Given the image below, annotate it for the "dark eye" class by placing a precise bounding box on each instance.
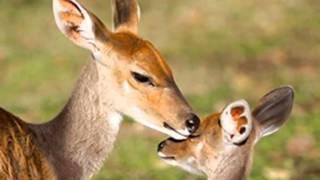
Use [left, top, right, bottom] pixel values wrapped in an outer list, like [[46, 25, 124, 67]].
[[131, 72, 155, 86]]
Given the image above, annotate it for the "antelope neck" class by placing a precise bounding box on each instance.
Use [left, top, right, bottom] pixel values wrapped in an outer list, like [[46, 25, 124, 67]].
[[205, 147, 250, 180], [204, 133, 256, 180], [29, 60, 123, 179]]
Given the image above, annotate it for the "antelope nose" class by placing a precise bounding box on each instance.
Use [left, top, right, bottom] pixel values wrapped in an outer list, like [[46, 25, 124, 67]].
[[158, 141, 167, 152], [185, 114, 200, 134]]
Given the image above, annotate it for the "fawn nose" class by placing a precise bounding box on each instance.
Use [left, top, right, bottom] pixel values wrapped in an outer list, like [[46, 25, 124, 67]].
[[185, 114, 200, 134], [158, 140, 167, 152]]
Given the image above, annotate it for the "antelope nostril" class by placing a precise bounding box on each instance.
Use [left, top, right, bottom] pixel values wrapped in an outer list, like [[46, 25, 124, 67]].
[[240, 127, 246, 134], [158, 141, 166, 152], [185, 114, 200, 134]]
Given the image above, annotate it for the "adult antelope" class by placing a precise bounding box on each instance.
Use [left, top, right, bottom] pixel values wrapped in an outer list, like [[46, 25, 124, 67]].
[[158, 86, 294, 180], [0, 0, 200, 179]]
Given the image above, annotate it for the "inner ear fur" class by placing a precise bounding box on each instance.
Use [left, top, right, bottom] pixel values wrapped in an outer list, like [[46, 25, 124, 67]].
[[220, 100, 253, 144], [53, 0, 111, 52]]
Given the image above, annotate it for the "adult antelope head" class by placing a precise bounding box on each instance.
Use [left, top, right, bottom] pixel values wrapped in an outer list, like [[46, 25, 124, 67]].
[[158, 86, 294, 180], [53, 0, 200, 139], [0, 1, 201, 179]]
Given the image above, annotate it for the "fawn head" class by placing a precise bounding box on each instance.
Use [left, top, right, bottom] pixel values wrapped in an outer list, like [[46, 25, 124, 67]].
[[158, 86, 294, 176], [52, 0, 199, 139]]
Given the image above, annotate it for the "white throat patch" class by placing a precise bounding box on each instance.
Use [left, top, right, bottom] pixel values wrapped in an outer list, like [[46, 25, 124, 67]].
[[107, 111, 123, 132]]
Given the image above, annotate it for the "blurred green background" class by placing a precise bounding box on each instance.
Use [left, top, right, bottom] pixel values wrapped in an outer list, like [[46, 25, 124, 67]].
[[0, 0, 319, 179]]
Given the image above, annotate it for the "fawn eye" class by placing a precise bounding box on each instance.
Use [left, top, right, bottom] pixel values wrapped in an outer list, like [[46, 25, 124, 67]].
[[131, 72, 155, 86]]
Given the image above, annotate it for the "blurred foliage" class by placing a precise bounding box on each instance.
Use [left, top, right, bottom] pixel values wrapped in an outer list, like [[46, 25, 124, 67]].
[[0, 0, 319, 179]]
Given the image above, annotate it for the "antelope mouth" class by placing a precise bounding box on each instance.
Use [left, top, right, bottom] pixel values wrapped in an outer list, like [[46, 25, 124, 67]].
[[158, 152, 176, 160], [160, 156, 176, 160], [163, 122, 188, 140]]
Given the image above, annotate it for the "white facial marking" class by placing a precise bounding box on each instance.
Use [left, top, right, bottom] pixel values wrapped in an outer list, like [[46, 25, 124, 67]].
[[162, 158, 178, 166], [128, 107, 187, 140], [187, 157, 195, 163], [177, 128, 191, 136], [122, 81, 131, 93], [157, 152, 167, 158], [159, 152, 204, 176]]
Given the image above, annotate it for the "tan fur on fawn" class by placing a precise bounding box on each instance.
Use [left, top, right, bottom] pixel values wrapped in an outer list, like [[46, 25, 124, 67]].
[[158, 86, 294, 180], [0, 108, 55, 180], [0, 0, 200, 179]]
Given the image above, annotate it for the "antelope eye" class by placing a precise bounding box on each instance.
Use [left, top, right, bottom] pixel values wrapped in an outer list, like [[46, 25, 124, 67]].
[[131, 72, 155, 86]]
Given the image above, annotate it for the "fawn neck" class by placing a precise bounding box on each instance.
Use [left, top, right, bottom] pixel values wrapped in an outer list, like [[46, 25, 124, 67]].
[[29, 60, 122, 179], [205, 145, 253, 180], [204, 132, 256, 180]]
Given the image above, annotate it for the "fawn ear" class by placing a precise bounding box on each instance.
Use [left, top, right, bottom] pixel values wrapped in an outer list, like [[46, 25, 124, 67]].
[[253, 86, 294, 138], [220, 100, 253, 144], [53, 0, 111, 56], [112, 0, 140, 34]]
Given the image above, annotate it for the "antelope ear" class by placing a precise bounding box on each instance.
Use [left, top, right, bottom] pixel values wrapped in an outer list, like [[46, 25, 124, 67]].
[[253, 86, 294, 138], [112, 0, 140, 34], [53, 0, 111, 55], [220, 100, 253, 144]]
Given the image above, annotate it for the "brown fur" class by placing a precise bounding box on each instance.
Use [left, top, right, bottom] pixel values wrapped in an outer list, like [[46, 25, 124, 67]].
[[0, 0, 198, 179], [55, 0, 194, 133], [0, 108, 55, 180], [159, 111, 258, 180], [159, 87, 294, 180]]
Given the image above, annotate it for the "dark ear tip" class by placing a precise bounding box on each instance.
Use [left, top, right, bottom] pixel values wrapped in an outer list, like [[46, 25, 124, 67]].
[[253, 85, 295, 117], [279, 85, 295, 100], [263, 85, 295, 102]]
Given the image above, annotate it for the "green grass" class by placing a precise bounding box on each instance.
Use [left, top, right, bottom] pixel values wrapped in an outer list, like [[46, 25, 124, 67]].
[[0, 0, 319, 179]]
